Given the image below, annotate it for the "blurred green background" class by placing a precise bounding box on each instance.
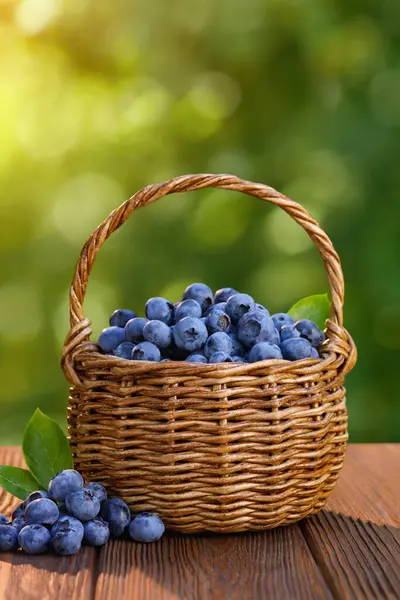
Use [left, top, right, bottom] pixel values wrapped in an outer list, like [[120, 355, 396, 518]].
[[1, 0, 399, 443]]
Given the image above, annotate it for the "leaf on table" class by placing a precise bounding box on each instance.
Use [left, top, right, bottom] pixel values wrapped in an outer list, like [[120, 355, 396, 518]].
[[22, 408, 73, 489], [288, 293, 330, 330], [0, 466, 40, 500]]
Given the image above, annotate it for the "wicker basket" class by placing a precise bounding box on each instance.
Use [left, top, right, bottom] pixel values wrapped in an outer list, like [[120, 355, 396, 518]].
[[61, 174, 357, 533]]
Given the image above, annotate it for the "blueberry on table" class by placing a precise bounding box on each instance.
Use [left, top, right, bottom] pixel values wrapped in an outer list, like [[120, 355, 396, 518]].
[[237, 311, 279, 347], [143, 320, 172, 349], [174, 299, 202, 321], [85, 482, 107, 503], [204, 332, 233, 359], [132, 341, 161, 362], [100, 498, 131, 538], [173, 317, 208, 352], [83, 518, 110, 546], [185, 354, 208, 363], [65, 489, 101, 522], [183, 283, 213, 314], [294, 320, 326, 347], [48, 469, 84, 502], [0, 515, 8, 524], [128, 512, 165, 543], [281, 337, 316, 360], [271, 313, 295, 331], [145, 297, 174, 325], [114, 342, 135, 359], [0, 524, 19, 551], [18, 524, 51, 554], [110, 309, 137, 328], [209, 351, 233, 363], [248, 342, 283, 362], [205, 310, 231, 334], [280, 324, 301, 342], [98, 327, 125, 353], [12, 517, 26, 531], [25, 498, 59, 526], [125, 317, 149, 343], [214, 287, 238, 304], [51, 515, 84, 538], [23, 490, 49, 508], [225, 293, 255, 324], [51, 525, 83, 555]]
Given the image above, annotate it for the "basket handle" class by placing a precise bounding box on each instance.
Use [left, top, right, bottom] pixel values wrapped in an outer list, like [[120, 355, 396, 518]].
[[63, 174, 346, 362]]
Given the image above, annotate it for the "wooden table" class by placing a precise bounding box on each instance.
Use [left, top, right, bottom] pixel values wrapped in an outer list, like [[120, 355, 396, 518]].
[[0, 445, 398, 600]]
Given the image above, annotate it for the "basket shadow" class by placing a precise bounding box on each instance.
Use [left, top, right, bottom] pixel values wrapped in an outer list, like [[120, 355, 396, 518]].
[[93, 511, 400, 600]]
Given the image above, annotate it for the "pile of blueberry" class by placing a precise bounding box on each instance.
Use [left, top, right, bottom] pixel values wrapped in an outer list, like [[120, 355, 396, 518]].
[[0, 470, 165, 555], [98, 283, 326, 364]]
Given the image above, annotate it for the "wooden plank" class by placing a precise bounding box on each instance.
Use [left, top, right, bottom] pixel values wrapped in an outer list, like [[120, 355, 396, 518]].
[[301, 444, 400, 600], [0, 447, 96, 600], [94, 527, 333, 600]]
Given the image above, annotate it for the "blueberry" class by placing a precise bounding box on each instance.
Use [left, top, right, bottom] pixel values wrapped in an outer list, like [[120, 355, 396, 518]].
[[0, 514, 8, 524], [128, 512, 165, 543], [25, 498, 59, 526], [83, 518, 110, 546], [0, 524, 19, 551], [110, 309, 137, 328], [132, 341, 161, 362], [280, 325, 301, 342], [98, 327, 125, 353], [205, 310, 231, 334], [114, 342, 135, 359], [24, 490, 49, 508], [248, 342, 283, 362], [101, 498, 131, 538], [51, 526, 82, 555], [19, 524, 51, 554], [310, 347, 320, 358], [51, 515, 84, 538], [200, 317, 207, 325], [185, 354, 208, 363], [225, 293, 255, 324], [48, 470, 84, 502], [214, 287, 238, 304], [143, 320, 172, 349], [237, 311, 280, 348], [232, 356, 246, 363], [145, 297, 174, 325], [204, 332, 233, 359], [65, 489, 100, 521], [209, 352, 233, 363], [12, 517, 26, 531], [183, 283, 213, 314], [85, 482, 107, 503], [174, 299, 202, 321], [173, 317, 208, 352], [272, 313, 295, 331], [255, 303, 270, 316], [227, 332, 245, 357], [205, 302, 226, 317], [281, 337, 316, 360], [12, 502, 25, 520], [294, 320, 326, 347], [125, 317, 149, 343]]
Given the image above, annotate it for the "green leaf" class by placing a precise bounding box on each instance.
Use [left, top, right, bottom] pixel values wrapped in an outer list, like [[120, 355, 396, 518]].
[[22, 408, 73, 489], [0, 466, 40, 500], [288, 293, 330, 330]]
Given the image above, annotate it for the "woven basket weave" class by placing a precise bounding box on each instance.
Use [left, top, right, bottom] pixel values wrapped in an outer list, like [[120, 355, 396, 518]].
[[61, 174, 357, 533]]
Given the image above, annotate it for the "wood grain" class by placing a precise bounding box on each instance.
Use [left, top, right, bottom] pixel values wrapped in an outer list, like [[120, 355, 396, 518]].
[[0, 445, 398, 600]]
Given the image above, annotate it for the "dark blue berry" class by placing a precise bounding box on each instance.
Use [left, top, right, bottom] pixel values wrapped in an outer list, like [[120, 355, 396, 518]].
[[280, 324, 301, 342], [101, 498, 131, 538], [232, 356, 246, 363], [25, 498, 59, 526], [128, 513, 165, 543], [204, 332, 233, 359], [51, 515, 84, 538], [173, 317, 208, 352], [248, 342, 283, 362], [225, 293, 255, 324], [65, 489, 100, 521], [237, 311, 279, 348], [281, 337, 316, 360], [83, 518, 110, 546], [214, 288, 238, 304], [12, 517, 26, 531], [227, 332, 245, 357], [132, 341, 161, 361], [145, 297, 174, 325], [209, 352, 233, 363], [174, 299, 202, 321], [48, 470, 84, 502], [125, 317, 149, 343], [114, 342, 135, 359], [205, 310, 231, 334], [205, 302, 226, 316], [12, 503, 25, 520], [51, 524, 83, 555], [0, 524, 18, 551], [183, 283, 213, 314], [294, 320, 326, 347], [272, 313, 295, 331], [85, 482, 107, 503], [143, 320, 172, 349], [24, 490, 49, 508], [98, 327, 125, 353], [255, 303, 270, 316], [110, 309, 137, 328], [0, 515, 8, 524], [19, 524, 51, 554], [185, 354, 208, 363]]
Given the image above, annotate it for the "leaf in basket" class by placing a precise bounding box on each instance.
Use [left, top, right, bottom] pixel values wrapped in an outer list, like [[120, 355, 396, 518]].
[[0, 466, 40, 500], [288, 293, 330, 330], [22, 408, 73, 489]]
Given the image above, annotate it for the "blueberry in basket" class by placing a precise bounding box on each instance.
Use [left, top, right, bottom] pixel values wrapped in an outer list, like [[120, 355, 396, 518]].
[[96, 284, 326, 363]]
